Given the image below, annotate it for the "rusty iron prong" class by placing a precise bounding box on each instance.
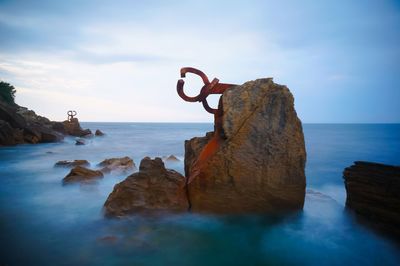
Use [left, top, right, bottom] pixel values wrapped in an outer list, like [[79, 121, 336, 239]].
[[177, 79, 203, 102], [202, 98, 218, 114], [180, 67, 210, 84]]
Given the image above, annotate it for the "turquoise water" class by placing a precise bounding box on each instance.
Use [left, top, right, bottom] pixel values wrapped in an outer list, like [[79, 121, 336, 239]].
[[0, 123, 399, 265]]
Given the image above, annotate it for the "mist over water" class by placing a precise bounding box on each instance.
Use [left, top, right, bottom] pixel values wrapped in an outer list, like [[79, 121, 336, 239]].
[[1, 123, 399, 265]]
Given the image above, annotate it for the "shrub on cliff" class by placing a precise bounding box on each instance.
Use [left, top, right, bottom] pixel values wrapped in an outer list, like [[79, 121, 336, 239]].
[[0, 81, 16, 104]]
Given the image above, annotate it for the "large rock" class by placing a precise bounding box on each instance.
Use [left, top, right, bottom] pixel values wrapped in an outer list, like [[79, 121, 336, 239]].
[[62, 118, 92, 137], [0, 100, 64, 145], [98, 156, 135, 174], [63, 166, 104, 184], [104, 157, 188, 217], [185, 78, 306, 213], [343, 161, 400, 237]]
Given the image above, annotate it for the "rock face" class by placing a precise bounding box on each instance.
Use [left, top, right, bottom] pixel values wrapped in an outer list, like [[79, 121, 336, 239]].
[[104, 157, 188, 217], [0, 100, 64, 145], [55, 160, 90, 168], [185, 78, 306, 213], [63, 118, 92, 137], [0, 98, 93, 146], [63, 166, 104, 184], [343, 161, 400, 237], [98, 156, 135, 174]]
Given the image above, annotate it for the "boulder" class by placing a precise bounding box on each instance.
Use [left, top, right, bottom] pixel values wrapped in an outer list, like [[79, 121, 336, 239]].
[[55, 160, 90, 168], [343, 161, 400, 237], [75, 139, 86, 145], [63, 118, 92, 137], [185, 78, 306, 213], [103, 157, 188, 217], [163, 155, 180, 162], [95, 129, 105, 136], [62, 166, 104, 184], [98, 156, 135, 174]]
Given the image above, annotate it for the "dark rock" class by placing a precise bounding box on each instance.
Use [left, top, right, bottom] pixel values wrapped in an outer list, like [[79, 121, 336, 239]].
[[95, 129, 105, 136], [75, 139, 86, 145], [63, 166, 104, 184], [163, 155, 180, 162], [98, 156, 135, 174], [0, 99, 64, 145], [103, 157, 188, 217], [55, 160, 90, 167], [343, 161, 400, 237], [0, 120, 17, 145], [185, 78, 306, 214]]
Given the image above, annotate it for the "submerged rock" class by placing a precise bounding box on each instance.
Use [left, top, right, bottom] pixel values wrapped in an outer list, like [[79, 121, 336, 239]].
[[103, 157, 188, 217], [63, 166, 104, 184], [185, 78, 306, 213], [343, 161, 400, 237], [55, 160, 90, 168], [75, 139, 86, 145], [95, 129, 105, 136], [98, 156, 135, 174]]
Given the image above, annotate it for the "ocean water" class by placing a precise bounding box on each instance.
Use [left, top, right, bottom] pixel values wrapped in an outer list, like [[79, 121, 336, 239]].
[[0, 123, 399, 265]]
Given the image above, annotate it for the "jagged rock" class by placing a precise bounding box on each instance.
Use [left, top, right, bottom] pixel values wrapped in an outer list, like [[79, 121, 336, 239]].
[[62, 166, 104, 184], [103, 157, 188, 217], [98, 156, 135, 174], [343, 161, 400, 237], [0, 99, 64, 145], [162, 155, 180, 162], [55, 160, 90, 168], [185, 78, 306, 213], [63, 118, 92, 137], [75, 139, 86, 145], [95, 129, 105, 136]]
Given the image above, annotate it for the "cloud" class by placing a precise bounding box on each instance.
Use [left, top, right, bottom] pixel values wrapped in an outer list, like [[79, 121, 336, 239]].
[[0, 0, 399, 122]]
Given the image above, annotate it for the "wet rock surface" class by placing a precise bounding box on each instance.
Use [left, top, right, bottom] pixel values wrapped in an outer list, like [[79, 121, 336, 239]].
[[104, 157, 188, 217], [185, 78, 306, 213], [95, 129, 105, 136], [98, 156, 135, 174], [343, 161, 400, 237], [55, 160, 90, 168], [63, 166, 104, 184]]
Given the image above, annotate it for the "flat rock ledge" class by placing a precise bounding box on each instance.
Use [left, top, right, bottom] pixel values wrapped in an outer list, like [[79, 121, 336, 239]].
[[103, 157, 188, 217], [63, 166, 104, 184], [55, 160, 90, 168], [343, 161, 400, 237]]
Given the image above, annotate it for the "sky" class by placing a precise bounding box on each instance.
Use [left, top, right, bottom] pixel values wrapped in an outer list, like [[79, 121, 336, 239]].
[[0, 0, 399, 123]]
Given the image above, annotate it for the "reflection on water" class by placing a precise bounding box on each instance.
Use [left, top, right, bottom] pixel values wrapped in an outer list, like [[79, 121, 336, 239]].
[[0, 123, 399, 265]]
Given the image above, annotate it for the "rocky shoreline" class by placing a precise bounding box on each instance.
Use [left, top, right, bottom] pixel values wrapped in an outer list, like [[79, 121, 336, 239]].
[[0, 98, 98, 146]]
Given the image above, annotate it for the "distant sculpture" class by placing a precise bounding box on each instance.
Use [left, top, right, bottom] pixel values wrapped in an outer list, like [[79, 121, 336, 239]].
[[67, 110, 77, 122]]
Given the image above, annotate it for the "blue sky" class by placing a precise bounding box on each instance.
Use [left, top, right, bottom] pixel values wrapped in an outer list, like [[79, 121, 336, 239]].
[[0, 0, 399, 122]]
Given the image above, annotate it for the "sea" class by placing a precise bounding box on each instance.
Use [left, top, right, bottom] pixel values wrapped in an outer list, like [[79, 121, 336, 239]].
[[0, 123, 399, 265]]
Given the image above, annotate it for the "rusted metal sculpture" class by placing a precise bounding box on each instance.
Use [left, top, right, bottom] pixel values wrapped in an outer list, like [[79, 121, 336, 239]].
[[177, 67, 236, 184], [67, 110, 77, 122]]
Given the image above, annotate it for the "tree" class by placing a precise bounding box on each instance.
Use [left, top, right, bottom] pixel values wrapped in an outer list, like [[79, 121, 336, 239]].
[[0, 81, 16, 104]]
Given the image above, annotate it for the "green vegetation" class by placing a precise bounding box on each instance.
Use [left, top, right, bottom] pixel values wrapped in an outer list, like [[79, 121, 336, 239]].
[[0, 81, 16, 104]]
